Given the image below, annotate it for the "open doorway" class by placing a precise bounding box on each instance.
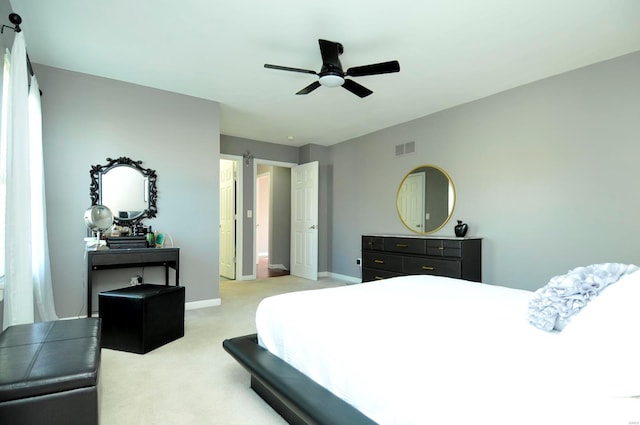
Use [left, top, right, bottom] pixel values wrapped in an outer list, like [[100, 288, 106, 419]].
[[219, 157, 316, 281], [255, 164, 291, 279]]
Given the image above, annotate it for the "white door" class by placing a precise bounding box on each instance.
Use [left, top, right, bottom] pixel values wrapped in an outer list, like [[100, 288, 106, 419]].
[[219, 159, 236, 279], [290, 161, 318, 280], [397, 172, 425, 231]]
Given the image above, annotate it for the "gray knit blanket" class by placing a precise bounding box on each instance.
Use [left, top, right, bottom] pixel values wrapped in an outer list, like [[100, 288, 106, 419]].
[[528, 263, 639, 332]]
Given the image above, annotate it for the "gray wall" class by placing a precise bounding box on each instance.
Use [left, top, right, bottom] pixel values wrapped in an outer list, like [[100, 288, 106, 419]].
[[330, 51, 640, 290], [0, 2, 13, 50], [36, 65, 220, 317]]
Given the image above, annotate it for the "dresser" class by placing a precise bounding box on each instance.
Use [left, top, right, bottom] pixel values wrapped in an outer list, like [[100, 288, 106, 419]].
[[362, 234, 482, 282]]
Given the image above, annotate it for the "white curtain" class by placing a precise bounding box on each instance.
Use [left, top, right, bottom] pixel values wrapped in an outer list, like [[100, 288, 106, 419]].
[[3, 32, 57, 330], [29, 76, 57, 322]]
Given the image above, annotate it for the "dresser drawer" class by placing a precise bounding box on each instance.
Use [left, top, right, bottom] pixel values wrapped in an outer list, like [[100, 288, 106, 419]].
[[383, 237, 426, 255], [403, 256, 462, 278], [362, 236, 384, 251], [426, 239, 462, 258], [363, 252, 403, 272], [362, 267, 405, 282]]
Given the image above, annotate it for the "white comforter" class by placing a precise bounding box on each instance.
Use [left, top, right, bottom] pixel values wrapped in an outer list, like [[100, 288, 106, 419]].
[[256, 275, 638, 425]]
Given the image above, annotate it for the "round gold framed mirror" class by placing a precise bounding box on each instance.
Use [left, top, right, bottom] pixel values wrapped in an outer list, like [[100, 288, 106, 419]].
[[396, 164, 456, 234]]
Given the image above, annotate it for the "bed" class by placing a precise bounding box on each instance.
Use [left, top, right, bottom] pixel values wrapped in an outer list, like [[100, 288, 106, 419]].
[[224, 271, 640, 425]]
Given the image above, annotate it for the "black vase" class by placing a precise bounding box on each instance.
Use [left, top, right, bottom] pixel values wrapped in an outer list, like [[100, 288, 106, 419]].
[[454, 220, 468, 237]]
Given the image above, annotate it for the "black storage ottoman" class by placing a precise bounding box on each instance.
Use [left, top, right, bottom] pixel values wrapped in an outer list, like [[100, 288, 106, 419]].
[[0, 318, 101, 425], [99, 284, 185, 354]]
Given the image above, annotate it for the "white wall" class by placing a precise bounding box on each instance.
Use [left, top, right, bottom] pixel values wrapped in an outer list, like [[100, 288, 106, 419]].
[[330, 51, 640, 290], [36, 65, 220, 317]]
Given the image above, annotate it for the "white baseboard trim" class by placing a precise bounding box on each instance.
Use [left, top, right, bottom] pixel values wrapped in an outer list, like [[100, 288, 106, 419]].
[[321, 272, 361, 284], [232, 272, 360, 284], [60, 298, 222, 320], [268, 263, 288, 271], [186, 298, 221, 310]]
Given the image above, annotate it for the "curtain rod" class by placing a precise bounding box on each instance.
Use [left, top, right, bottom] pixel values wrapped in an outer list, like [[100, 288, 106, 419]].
[[2, 13, 34, 76], [1, 13, 22, 33], [2, 12, 41, 94]]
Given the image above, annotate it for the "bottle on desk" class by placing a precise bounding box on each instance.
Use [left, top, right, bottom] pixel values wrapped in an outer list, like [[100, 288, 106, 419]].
[[146, 226, 155, 248]]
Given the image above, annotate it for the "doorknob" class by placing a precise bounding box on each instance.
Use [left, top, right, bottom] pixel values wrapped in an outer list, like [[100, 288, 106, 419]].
[[309, 224, 318, 230]]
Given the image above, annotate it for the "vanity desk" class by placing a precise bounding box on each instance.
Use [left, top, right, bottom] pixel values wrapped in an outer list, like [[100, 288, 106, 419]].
[[362, 234, 481, 282], [86, 247, 180, 317]]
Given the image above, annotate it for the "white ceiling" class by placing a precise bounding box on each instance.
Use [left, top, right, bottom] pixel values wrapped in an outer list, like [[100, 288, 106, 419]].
[[9, 0, 640, 147]]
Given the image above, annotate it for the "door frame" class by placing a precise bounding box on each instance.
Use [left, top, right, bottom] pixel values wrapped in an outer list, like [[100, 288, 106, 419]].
[[252, 159, 297, 279], [220, 154, 243, 281]]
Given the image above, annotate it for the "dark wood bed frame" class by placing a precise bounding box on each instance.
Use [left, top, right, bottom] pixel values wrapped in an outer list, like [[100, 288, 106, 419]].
[[223, 334, 378, 425]]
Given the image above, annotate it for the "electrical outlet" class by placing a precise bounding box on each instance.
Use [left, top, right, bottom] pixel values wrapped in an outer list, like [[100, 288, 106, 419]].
[[356, 258, 361, 266]]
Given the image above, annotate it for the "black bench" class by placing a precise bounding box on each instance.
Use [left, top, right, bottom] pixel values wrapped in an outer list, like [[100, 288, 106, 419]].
[[0, 318, 101, 425], [223, 334, 377, 425]]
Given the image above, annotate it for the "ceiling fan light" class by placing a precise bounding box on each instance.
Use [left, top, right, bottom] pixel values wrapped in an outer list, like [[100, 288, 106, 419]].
[[319, 74, 345, 87]]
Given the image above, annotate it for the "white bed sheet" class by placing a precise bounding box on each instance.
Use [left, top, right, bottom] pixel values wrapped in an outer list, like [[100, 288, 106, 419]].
[[256, 275, 638, 425]]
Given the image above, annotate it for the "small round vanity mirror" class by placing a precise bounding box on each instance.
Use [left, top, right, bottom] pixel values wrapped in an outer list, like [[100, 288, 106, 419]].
[[396, 165, 456, 234], [84, 205, 114, 232]]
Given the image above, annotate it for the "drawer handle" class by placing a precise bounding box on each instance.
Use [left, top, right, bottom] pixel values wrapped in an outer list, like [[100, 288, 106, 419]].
[[421, 266, 435, 271], [374, 276, 385, 280], [396, 243, 409, 248], [374, 259, 385, 264], [438, 247, 444, 250]]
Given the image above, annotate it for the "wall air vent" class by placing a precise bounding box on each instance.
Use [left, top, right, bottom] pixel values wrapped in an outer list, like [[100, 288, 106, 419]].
[[404, 141, 415, 154], [395, 141, 416, 157]]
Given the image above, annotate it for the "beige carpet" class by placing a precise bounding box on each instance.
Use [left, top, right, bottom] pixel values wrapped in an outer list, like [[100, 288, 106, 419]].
[[100, 275, 348, 425]]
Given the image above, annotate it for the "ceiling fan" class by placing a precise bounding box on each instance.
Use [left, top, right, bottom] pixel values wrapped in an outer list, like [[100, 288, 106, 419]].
[[264, 39, 400, 98]]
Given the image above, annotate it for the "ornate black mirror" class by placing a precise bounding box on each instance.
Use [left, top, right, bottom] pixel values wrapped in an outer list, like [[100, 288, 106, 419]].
[[89, 157, 157, 226], [396, 164, 455, 234]]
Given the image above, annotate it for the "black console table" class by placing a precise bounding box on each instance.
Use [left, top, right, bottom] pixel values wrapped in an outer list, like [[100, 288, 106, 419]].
[[86, 247, 180, 317]]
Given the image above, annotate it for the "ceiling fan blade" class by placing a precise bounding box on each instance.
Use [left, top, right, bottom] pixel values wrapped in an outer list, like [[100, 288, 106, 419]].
[[318, 39, 343, 70], [264, 64, 317, 75], [296, 81, 321, 95], [342, 79, 373, 98], [346, 60, 400, 77]]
